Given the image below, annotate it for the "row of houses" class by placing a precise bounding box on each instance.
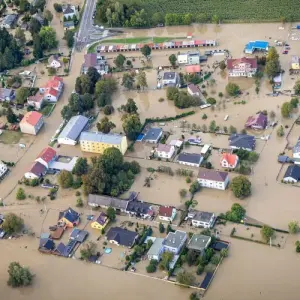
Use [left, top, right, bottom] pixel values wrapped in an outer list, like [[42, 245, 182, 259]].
[[96, 39, 217, 54]]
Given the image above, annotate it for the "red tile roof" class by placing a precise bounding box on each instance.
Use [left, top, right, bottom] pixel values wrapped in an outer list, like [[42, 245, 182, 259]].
[[20, 111, 43, 126], [221, 153, 238, 166], [185, 65, 201, 73], [37, 147, 56, 163], [47, 87, 58, 97], [28, 161, 46, 176], [159, 206, 174, 217], [227, 57, 257, 70], [45, 77, 63, 89]]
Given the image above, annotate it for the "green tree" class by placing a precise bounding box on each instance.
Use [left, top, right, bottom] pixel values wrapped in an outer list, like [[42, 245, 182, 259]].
[[16, 187, 26, 200], [72, 157, 88, 176], [294, 80, 300, 95], [33, 34, 43, 59], [53, 3, 62, 12], [189, 181, 200, 194], [186, 250, 198, 266], [16, 87, 29, 105], [265, 47, 281, 78], [29, 18, 41, 36], [136, 71, 147, 89], [179, 188, 187, 197], [290, 97, 299, 108], [207, 97, 217, 105], [220, 248, 229, 258], [141, 44, 151, 58], [121, 98, 138, 114], [122, 113, 142, 140], [176, 269, 195, 285], [219, 61, 226, 70], [281, 102, 292, 118], [211, 14, 219, 24], [58, 170, 73, 188], [75, 74, 93, 95], [169, 54, 177, 67], [64, 30, 75, 48], [166, 86, 179, 100], [288, 221, 299, 234], [159, 251, 173, 270], [76, 197, 83, 207], [122, 73, 135, 90], [209, 120, 217, 132], [248, 152, 259, 163], [6, 107, 17, 123], [230, 176, 251, 199], [190, 292, 200, 300], [229, 125, 237, 134], [43, 9, 53, 22], [261, 225, 275, 242], [277, 125, 284, 137], [151, 12, 164, 25], [7, 262, 33, 287], [97, 117, 116, 134], [2, 213, 24, 234], [159, 222, 165, 233], [87, 67, 100, 85], [107, 207, 116, 221], [226, 83, 240, 96], [114, 54, 126, 68], [39, 26, 58, 50], [80, 242, 96, 261], [95, 77, 118, 96], [14, 28, 26, 47], [103, 105, 114, 115]]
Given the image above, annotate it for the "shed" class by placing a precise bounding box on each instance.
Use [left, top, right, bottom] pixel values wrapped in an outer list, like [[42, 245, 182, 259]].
[[201, 144, 211, 155]]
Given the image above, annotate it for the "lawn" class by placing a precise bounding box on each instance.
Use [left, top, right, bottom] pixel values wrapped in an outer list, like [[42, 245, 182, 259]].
[[41, 104, 56, 117], [0, 130, 22, 144]]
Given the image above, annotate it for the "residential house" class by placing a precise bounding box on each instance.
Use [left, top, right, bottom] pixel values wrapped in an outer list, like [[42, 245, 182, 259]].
[[143, 128, 163, 144], [162, 72, 179, 86], [147, 237, 164, 261], [48, 55, 62, 69], [187, 234, 211, 255], [156, 144, 175, 159], [188, 210, 215, 228], [35, 147, 57, 168], [126, 200, 154, 219], [106, 227, 138, 248], [27, 93, 44, 110], [197, 169, 229, 190], [63, 21, 75, 30], [0, 14, 18, 29], [229, 134, 256, 151], [39, 76, 64, 102], [220, 153, 239, 169], [291, 56, 300, 70], [158, 206, 177, 222], [177, 152, 203, 167], [187, 84, 202, 97], [227, 57, 257, 77], [63, 5, 79, 20], [185, 65, 201, 74], [88, 194, 129, 212], [0, 161, 8, 179], [162, 230, 187, 254], [70, 228, 89, 243], [0, 88, 15, 102], [79, 131, 128, 155], [20, 111, 44, 135], [169, 139, 183, 148], [57, 115, 89, 145], [177, 51, 200, 65], [82, 53, 108, 75], [283, 165, 300, 183], [24, 161, 47, 179], [245, 112, 267, 130], [91, 212, 109, 231], [293, 138, 300, 164], [48, 156, 79, 172], [38, 238, 55, 253], [58, 207, 80, 227]]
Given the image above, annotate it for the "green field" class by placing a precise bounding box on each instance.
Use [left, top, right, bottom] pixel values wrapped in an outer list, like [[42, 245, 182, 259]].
[[118, 0, 300, 23]]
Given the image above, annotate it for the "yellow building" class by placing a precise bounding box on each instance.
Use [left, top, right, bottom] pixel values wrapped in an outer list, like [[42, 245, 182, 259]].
[[79, 131, 128, 155], [91, 212, 109, 230], [291, 56, 300, 70]]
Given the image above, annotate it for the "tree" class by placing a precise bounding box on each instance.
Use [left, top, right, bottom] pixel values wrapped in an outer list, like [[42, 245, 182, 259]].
[[16, 87, 29, 105], [6, 107, 17, 123], [179, 188, 187, 197], [53, 3, 62, 12], [209, 120, 217, 132], [82, 93, 94, 110], [281, 102, 292, 118], [141, 44, 151, 58], [294, 80, 300, 95], [95, 77, 118, 96], [151, 12, 164, 25], [219, 61, 226, 71], [265, 47, 281, 78], [72, 157, 88, 176], [39, 26, 58, 50], [19, 0, 30, 12], [29, 18, 41, 36], [220, 248, 229, 258], [136, 71, 147, 89], [87, 67, 100, 86], [64, 30, 75, 48], [103, 105, 114, 115], [277, 125, 284, 137], [226, 83, 240, 96], [121, 98, 138, 114], [14, 28, 26, 47], [290, 97, 299, 108], [159, 251, 173, 270], [288, 221, 299, 234], [176, 269, 195, 285], [159, 222, 165, 233], [58, 170, 73, 188], [97, 117, 116, 134], [80, 242, 96, 261], [190, 292, 200, 300], [107, 207, 116, 221], [229, 125, 237, 134], [43, 9, 53, 22], [230, 176, 251, 199], [7, 262, 33, 287], [122, 113, 142, 140], [122, 73, 135, 90], [261, 225, 275, 242], [211, 14, 219, 24], [33, 34, 43, 59], [61, 105, 73, 120], [2, 213, 24, 234], [114, 54, 126, 68], [207, 97, 216, 105], [16, 187, 26, 200], [189, 181, 200, 194], [186, 250, 198, 266], [248, 152, 259, 163], [169, 54, 177, 68]]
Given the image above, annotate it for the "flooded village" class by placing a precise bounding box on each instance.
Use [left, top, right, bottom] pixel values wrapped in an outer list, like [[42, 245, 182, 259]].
[[1, 1, 300, 298]]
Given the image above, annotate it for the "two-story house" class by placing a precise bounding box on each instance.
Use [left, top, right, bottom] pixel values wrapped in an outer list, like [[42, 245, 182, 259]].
[[20, 111, 44, 135], [162, 230, 187, 254], [197, 169, 229, 190], [227, 57, 257, 77], [156, 144, 175, 159], [220, 153, 239, 169]]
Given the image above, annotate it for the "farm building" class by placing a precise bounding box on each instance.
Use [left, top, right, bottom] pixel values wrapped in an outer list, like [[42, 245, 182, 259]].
[[244, 40, 269, 54]]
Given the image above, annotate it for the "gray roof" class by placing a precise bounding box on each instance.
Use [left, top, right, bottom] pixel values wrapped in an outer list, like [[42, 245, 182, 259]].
[[63, 21, 75, 27], [58, 115, 89, 142], [0, 88, 14, 100], [63, 5, 75, 14], [229, 134, 256, 150], [88, 194, 129, 210], [198, 169, 228, 182], [293, 138, 300, 154], [177, 152, 202, 164], [106, 227, 138, 247], [192, 211, 214, 223], [3, 14, 17, 25], [80, 131, 124, 145], [70, 229, 89, 243], [163, 230, 187, 249], [147, 238, 164, 257], [163, 72, 177, 80], [143, 128, 162, 142], [187, 234, 211, 252]]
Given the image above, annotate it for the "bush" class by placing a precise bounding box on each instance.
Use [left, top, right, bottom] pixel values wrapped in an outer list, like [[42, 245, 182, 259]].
[[16, 188, 26, 200], [207, 97, 216, 105], [186, 177, 191, 183], [76, 197, 83, 207], [159, 222, 165, 233], [196, 264, 204, 275], [226, 83, 240, 96], [179, 188, 187, 197], [7, 262, 33, 287], [103, 105, 114, 115], [202, 113, 207, 120]]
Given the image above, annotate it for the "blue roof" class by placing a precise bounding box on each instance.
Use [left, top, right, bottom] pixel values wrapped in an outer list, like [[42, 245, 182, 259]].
[[143, 128, 162, 142], [59, 207, 80, 223], [245, 40, 269, 52]]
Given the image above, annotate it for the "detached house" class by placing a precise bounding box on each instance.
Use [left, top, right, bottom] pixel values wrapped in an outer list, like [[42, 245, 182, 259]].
[[158, 206, 177, 222], [245, 112, 267, 130], [227, 57, 257, 77], [156, 144, 175, 159], [24, 161, 47, 179], [162, 230, 187, 254], [293, 138, 300, 164], [48, 55, 62, 69], [126, 200, 154, 219], [143, 128, 163, 144], [220, 153, 239, 169], [0, 88, 15, 102], [20, 111, 44, 135], [187, 234, 211, 255], [91, 212, 109, 231], [187, 84, 202, 97], [58, 207, 80, 227], [283, 165, 300, 183], [82, 53, 108, 75], [106, 227, 138, 248], [177, 51, 200, 65], [63, 5, 79, 20], [162, 72, 179, 86], [197, 169, 229, 190], [188, 210, 215, 229], [229, 134, 256, 151], [35, 147, 57, 168], [177, 152, 203, 167], [27, 93, 44, 110], [39, 76, 64, 102]]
